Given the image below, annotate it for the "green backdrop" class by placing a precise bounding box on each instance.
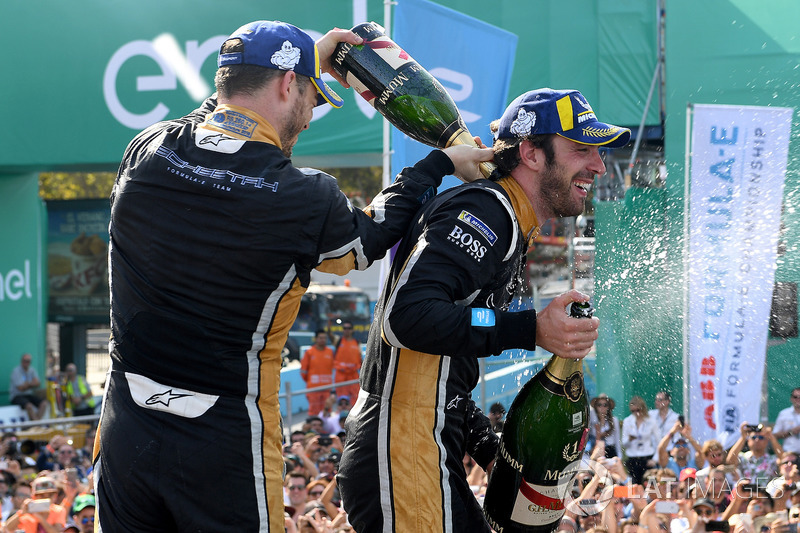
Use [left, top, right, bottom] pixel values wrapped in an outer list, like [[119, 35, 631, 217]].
[[595, 0, 800, 419]]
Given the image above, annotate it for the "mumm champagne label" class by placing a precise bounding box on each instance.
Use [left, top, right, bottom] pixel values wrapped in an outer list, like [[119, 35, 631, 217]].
[[510, 478, 565, 525], [336, 35, 417, 108]]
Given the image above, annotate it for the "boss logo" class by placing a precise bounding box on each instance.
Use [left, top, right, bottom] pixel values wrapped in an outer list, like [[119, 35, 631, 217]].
[[447, 225, 487, 261]]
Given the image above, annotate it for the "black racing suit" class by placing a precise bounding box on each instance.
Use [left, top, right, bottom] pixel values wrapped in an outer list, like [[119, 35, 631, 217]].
[[96, 96, 450, 533], [337, 176, 541, 533]]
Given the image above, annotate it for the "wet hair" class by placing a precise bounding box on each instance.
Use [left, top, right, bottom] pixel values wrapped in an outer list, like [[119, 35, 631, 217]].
[[488, 119, 555, 180]]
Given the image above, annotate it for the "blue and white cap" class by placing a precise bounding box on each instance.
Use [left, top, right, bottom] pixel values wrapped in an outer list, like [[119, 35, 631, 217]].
[[495, 88, 630, 148], [218, 20, 343, 108]]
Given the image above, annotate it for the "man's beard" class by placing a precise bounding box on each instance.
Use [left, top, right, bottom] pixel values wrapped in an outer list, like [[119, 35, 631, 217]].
[[279, 104, 307, 158], [538, 160, 589, 218]]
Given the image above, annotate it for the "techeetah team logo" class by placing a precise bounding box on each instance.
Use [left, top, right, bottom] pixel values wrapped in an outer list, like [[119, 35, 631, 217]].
[[510, 108, 536, 137], [271, 40, 302, 70]]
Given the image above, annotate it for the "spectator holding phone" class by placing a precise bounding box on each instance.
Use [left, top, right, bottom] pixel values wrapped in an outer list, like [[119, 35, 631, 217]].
[[727, 423, 782, 485], [3, 476, 66, 533], [285, 441, 320, 481], [721, 479, 774, 530], [767, 451, 800, 508], [659, 421, 702, 474]]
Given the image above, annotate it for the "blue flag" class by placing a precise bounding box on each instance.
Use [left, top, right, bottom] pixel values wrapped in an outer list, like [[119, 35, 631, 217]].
[[391, 0, 518, 191]]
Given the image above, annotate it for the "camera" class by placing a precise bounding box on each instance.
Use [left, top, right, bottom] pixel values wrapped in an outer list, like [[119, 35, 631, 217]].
[[706, 520, 730, 533], [318, 435, 332, 447], [745, 424, 764, 433]]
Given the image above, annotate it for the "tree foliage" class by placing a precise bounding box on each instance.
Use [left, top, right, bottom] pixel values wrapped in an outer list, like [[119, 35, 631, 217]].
[[39, 172, 115, 200], [39, 167, 383, 202]]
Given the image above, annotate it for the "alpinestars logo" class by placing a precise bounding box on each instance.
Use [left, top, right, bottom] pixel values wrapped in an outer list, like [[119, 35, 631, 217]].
[[146, 389, 192, 407], [199, 133, 237, 146], [447, 395, 464, 410]]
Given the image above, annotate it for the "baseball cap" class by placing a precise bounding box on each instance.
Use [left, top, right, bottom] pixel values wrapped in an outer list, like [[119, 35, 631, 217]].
[[693, 498, 716, 510], [495, 88, 631, 148], [218, 20, 343, 108], [680, 467, 697, 482], [72, 493, 95, 514]]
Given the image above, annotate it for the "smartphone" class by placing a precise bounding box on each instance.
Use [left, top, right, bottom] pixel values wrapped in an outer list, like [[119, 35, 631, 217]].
[[318, 436, 332, 447], [655, 501, 680, 514], [745, 424, 763, 433], [613, 485, 636, 498], [678, 415, 685, 427], [66, 468, 78, 484], [28, 499, 51, 513], [706, 521, 731, 533], [740, 483, 758, 495]]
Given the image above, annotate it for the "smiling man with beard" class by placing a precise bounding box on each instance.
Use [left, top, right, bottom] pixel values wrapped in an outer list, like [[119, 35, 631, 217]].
[[338, 88, 631, 533]]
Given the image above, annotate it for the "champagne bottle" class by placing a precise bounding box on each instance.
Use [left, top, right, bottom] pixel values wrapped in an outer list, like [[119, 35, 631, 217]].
[[332, 22, 496, 179], [482, 302, 593, 533]]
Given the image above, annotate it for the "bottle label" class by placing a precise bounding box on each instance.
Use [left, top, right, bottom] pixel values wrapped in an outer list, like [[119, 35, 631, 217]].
[[564, 372, 584, 402], [541, 370, 585, 402], [510, 478, 566, 525], [339, 36, 419, 109]]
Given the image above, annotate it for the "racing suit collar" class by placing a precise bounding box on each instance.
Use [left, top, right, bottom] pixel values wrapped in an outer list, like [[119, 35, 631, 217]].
[[202, 103, 282, 147], [497, 176, 540, 246]]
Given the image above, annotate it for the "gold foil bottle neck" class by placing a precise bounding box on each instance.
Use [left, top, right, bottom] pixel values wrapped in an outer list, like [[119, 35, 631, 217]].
[[544, 356, 584, 385]]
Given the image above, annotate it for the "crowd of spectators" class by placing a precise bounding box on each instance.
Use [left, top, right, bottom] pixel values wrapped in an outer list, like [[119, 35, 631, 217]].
[[279, 387, 800, 533], [550, 388, 800, 533], [0, 426, 96, 532]]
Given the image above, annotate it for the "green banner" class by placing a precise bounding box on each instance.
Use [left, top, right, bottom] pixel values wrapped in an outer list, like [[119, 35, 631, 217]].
[[0, 0, 657, 171], [0, 174, 47, 398]]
